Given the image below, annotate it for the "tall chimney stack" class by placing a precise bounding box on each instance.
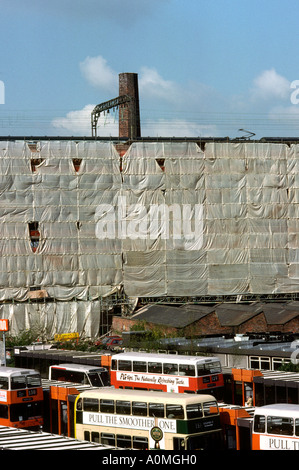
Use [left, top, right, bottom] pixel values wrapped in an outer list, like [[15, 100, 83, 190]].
[[118, 73, 141, 140]]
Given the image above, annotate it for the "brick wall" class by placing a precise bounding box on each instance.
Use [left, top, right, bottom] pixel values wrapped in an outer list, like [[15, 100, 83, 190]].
[[118, 73, 141, 139], [112, 311, 298, 337]]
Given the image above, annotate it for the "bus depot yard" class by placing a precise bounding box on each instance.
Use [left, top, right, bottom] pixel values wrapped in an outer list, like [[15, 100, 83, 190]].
[[3, 338, 299, 451]]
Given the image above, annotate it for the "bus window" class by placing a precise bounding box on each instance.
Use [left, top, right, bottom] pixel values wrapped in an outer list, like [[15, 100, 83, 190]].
[[116, 401, 131, 415], [132, 401, 147, 416], [0, 404, 8, 419], [100, 399, 114, 414], [118, 360, 132, 371], [27, 374, 41, 388], [196, 363, 206, 377], [117, 434, 132, 448], [197, 361, 221, 375], [149, 403, 164, 418], [254, 415, 265, 433], [203, 401, 218, 416], [84, 431, 90, 441], [267, 416, 294, 436], [208, 361, 222, 374], [187, 433, 222, 451], [51, 368, 85, 384], [83, 398, 99, 412], [0, 377, 8, 390], [163, 363, 178, 375], [88, 371, 110, 387], [91, 432, 100, 443], [10, 402, 42, 422], [11, 375, 26, 390], [148, 362, 162, 374], [101, 433, 115, 446], [173, 437, 186, 450], [179, 364, 195, 376], [111, 359, 117, 370], [133, 436, 148, 450], [186, 403, 203, 419], [166, 404, 184, 419], [133, 361, 147, 373], [295, 419, 299, 436]]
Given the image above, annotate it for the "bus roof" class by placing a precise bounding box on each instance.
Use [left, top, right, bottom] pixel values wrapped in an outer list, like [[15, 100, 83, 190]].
[[50, 363, 106, 372], [0, 425, 117, 450], [254, 404, 299, 418], [76, 388, 218, 405], [112, 351, 219, 364], [0, 367, 39, 377]]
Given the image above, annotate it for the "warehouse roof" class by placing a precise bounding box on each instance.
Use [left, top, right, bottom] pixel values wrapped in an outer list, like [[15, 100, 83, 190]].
[[214, 302, 264, 326], [260, 301, 299, 325], [132, 301, 299, 329], [132, 303, 215, 328]]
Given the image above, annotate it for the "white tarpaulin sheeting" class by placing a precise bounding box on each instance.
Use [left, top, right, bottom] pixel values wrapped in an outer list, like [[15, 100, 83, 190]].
[[122, 140, 299, 296], [0, 139, 299, 335]]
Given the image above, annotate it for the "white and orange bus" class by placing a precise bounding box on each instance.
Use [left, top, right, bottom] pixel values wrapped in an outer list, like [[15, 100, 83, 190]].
[[0, 367, 43, 430], [252, 404, 299, 450], [110, 352, 224, 397]]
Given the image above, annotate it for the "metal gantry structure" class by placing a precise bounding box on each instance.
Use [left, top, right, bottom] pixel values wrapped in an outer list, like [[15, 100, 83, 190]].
[[91, 94, 133, 138]]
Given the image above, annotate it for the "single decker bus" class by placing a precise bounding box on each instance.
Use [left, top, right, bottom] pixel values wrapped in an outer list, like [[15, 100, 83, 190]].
[[110, 352, 223, 397], [49, 363, 110, 387]]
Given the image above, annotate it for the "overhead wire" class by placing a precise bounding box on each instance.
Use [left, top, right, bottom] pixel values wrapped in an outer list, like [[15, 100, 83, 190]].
[[0, 108, 299, 137]]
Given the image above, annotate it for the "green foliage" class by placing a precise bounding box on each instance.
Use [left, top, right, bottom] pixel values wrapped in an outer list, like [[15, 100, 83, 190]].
[[5, 329, 40, 348], [278, 361, 299, 372], [127, 320, 181, 350], [56, 339, 98, 352]]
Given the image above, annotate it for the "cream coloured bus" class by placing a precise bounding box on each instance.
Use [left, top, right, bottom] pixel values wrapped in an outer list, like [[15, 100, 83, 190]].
[[74, 388, 223, 450]]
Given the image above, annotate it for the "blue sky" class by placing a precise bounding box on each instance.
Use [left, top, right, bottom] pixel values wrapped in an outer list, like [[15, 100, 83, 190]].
[[1, 0, 299, 138]]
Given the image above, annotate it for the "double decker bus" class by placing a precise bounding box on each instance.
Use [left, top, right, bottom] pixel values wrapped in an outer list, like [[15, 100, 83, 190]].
[[0, 367, 43, 430], [49, 363, 110, 387], [252, 404, 299, 450], [110, 352, 223, 397], [74, 388, 223, 450]]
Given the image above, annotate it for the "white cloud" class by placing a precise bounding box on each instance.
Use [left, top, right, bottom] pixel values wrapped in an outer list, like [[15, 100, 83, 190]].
[[51, 104, 118, 136], [79, 56, 118, 93], [51, 104, 218, 137], [251, 68, 290, 101], [142, 119, 218, 137], [139, 67, 180, 103], [268, 104, 299, 133], [51, 58, 225, 137], [54, 56, 297, 138]]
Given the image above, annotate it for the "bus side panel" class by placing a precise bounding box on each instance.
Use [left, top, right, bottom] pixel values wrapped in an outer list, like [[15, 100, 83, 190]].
[[190, 375, 224, 393], [251, 434, 261, 450], [110, 372, 224, 393], [10, 389, 44, 404]]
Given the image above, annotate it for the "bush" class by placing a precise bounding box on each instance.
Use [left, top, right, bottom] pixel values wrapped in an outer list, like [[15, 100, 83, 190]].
[[279, 362, 299, 372], [5, 329, 40, 348]]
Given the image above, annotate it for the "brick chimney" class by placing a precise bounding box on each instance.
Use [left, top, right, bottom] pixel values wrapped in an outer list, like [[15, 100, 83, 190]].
[[118, 73, 141, 139]]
